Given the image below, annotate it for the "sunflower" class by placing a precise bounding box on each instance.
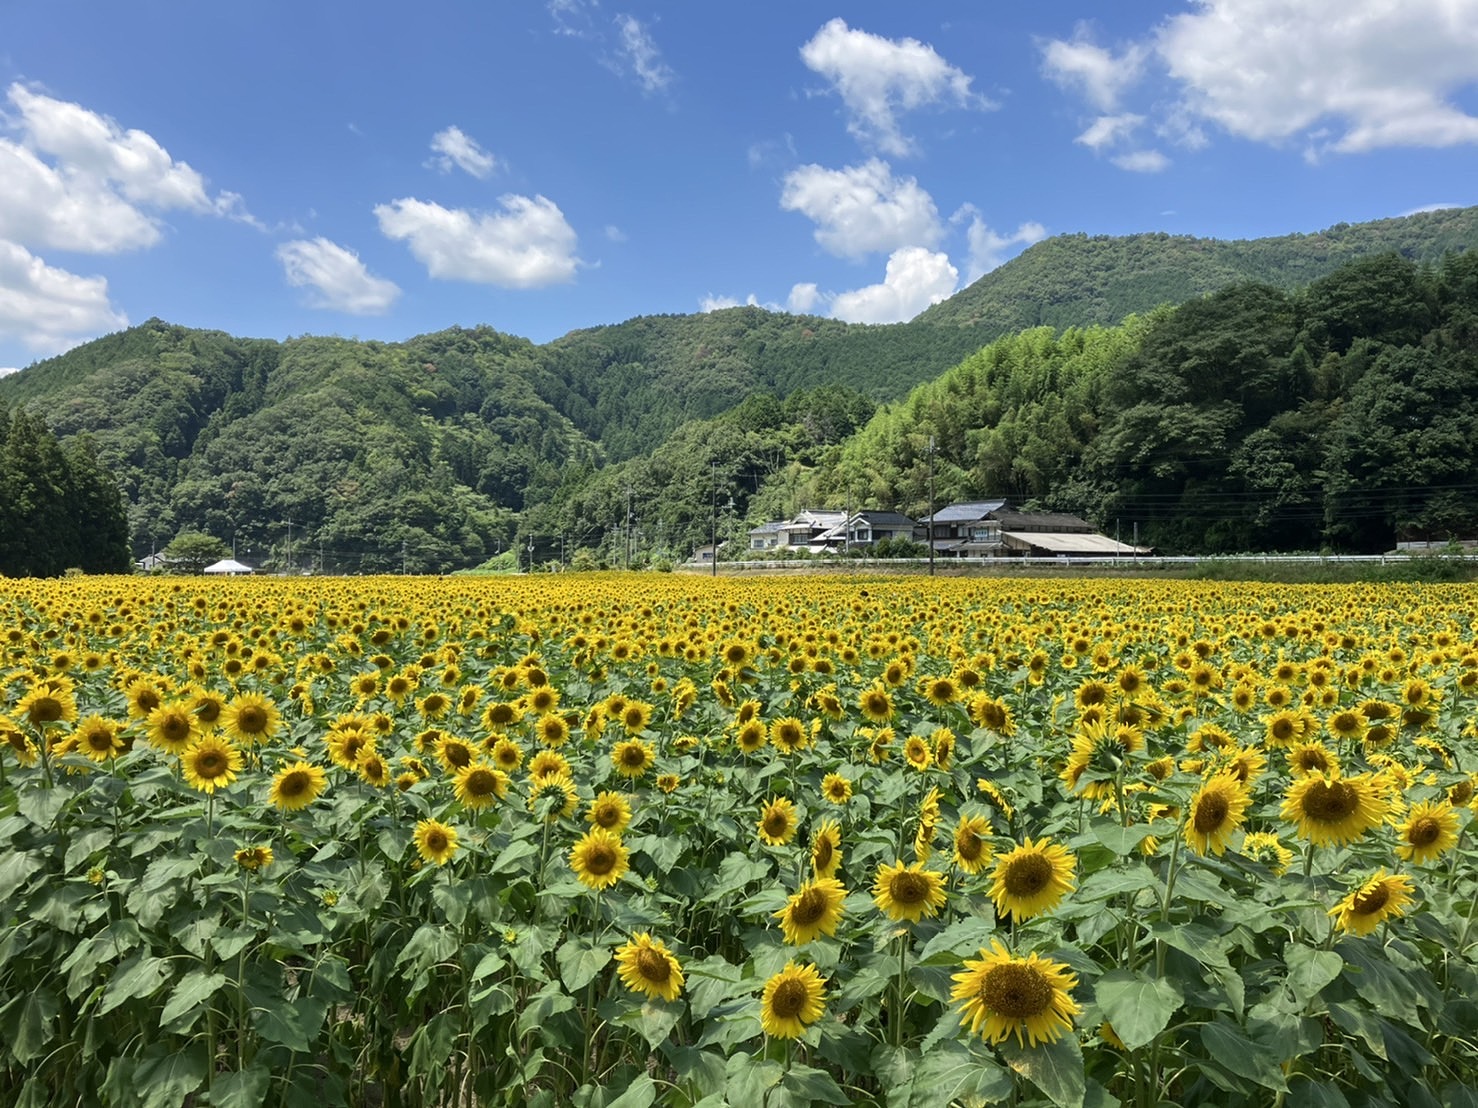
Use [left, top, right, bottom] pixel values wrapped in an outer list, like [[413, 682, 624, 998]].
[[820, 773, 852, 804], [889, 734, 930, 775], [145, 701, 199, 755], [480, 699, 520, 730], [527, 773, 580, 821], [1242, 831, 1294, 875], [71, 715, 127, 763], [1264, 709, 1302, 748], [268, 760, 327, 811], [587, 790, 633, 833], [490, 737, 524, 771], [921, 675, 960, 707], [858, 685, 895, 723], [614, 933, 684, 1002], [357, 752, 393, 788], [569, 828, 629, 891], [234, 845, 274, 872], [656, 773, 681, 793], [969, 695, 1015, 735], [528, 749, 571, 780], [189, 688, 228, 729], [774, 877, 847, 945], [619, 700, 654, 735], [757, 797, 799, 846], [770, 716, 810, 755], [222, 693, 280, 746], [759, 962, 827, 1039], [1329, 870, 1416, 936], [1394, 800, 1460, 865], [1286, 741, 1340, 779], [1185, 773, 1252, 857], [17, 681, 78, 727], [536, 714, 571, 747], [434, 734, 477, 773], [735, 718, 768, 755], [872, 860, 948, 922], [414, 818, 459, 866], [1280, 771, 1388, 847], [975, 777, 1015, 819], [612, 738, 656, 779], [454, 762, 510, 809], [1326, 708, 1368, 743], [952, 814, 994, 874], [951, 941, 1081, 1047], [181, 736, 244, 794], [988, 838, 1076, 923], [810, 819, 843, 878]]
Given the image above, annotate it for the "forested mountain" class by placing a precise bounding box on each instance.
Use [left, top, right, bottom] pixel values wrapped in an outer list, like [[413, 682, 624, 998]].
[[918, 204, 1478, 332], [1, 206, 1475, 572], [802, 251, 1478, 554]]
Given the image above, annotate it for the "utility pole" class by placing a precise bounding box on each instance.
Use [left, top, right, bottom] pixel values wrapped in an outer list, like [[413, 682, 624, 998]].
[[711, 461, 719, 578], [401, 539, 408, 575], [625, 485, 633, 570], [286, 518, 293, 574], [927, 435, 936, 577]]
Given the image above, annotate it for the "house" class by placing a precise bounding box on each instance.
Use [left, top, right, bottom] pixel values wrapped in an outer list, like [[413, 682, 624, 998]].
[[813, 510, 918, 553], [748, 521, 787, 551], [999, 532, 1152, 559], [915, 500, 1010, 557]]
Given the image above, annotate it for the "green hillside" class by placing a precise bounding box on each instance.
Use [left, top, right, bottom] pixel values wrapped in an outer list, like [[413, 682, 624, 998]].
[[2, 205, 1476, 571], [917, 205, 1478, 331]]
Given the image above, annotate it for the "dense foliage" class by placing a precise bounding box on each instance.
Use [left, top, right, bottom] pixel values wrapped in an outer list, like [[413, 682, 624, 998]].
[[0, 407, 130, 577], [3, 574, 1478, 1107], [811, 251, 1478, 554], [1, 207, 1476, 572]]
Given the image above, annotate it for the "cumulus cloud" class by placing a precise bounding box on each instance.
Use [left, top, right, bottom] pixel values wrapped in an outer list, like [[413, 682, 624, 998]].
[[800, 18, 988, 156], [614, 14, 675, 93], [375, 194, 580, 287], [276, 237, 401, 315], [780, 159, 942, 260], [0, 239, 128, 353], [829, 246, 958, 324], [1075, 113, 1144, 152], [957, 213, 1048, 284], [1158, 0, 1478, 154], [428, 126, 495, 178], [0, 367, 18, 378], [0, 82, 251, 253], [1040, 30, 1147, 112], [787, 283, 822, 314], [1111, 149, 1170, 173]]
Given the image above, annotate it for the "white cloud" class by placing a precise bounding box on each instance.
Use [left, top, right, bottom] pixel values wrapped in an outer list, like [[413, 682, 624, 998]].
[[780, 159, 942, 260], [1075, 113, 1144, 152], [699, 293, 770, 313], [375, 194, 580, 287], [0, 83, 251, 253], [428, 126, 495, 178], [787, 283, 821, 314], [0, 366, 19, 378], [604, 224, 627, 242], [1040, 30, 1147, 112], [614, 14, 675, 93], [1111, 149, 1170, 173], [829, 246, 958, 324], [276, 237, 400, 315], [1157, 0, 1478, 153], [800, 18, 988, 156], [958, 214, 1047, 284], [0, 238, 128, 353]]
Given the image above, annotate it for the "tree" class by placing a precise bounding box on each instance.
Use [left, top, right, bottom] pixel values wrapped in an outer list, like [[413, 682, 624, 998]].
[[162, 530, 229, 574]]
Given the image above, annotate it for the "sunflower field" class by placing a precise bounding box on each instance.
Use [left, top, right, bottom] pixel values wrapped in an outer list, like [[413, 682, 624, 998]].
[[2, 574, 1477, 1108]]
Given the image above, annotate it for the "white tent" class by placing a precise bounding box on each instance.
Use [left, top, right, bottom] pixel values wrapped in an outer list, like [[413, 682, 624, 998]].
[[203, 558, 254, 575]]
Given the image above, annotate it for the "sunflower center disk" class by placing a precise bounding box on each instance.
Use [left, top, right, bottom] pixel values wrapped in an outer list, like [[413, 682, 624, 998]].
[[980, 964, 1054, 1019], [585, 845, 617, 875], [1193, 795, 1230, 833], [1352, 885, 1390, 914], [890, 872, 929, 905], [635, 947, 670, 984], [956, 833, 984, 862], [1303, 781, 1357, 821], [1408, 818, 1441, 846], [791, 888, 829, 926], [1003, 855, 1052, 897], [770, 979, 809, 1019]]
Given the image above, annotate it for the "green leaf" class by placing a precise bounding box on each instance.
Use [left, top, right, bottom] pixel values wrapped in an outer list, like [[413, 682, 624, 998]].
[[557, 935, 612, 992], [907, 1039, 1014, 1108], [159, 969, 227, 1031], [490, 837, 538, 875], [615, 998, 683, 1050], [1091, 822, 1157, 855], [724, 1051, 783, 1105], [211, 1064, 273, 1108], [661, 1044, 727, 1101], [0, 851, 44, 904], [917, 916, 998, 963], [1286, 1078, 1352, 1107], [135, 1044, 207, 1108], [17, 787, 66, 828], [1094, 969, 1182, 1051], [250, 995, 327, 1053], [1001, 1035, 1087, 1108], [684, 955, 745, 1019], [781, 1063, 851, 1105], [5, 989, 60, 1063], [97, 954, 170, 1015], [604, 1074, 657, 1108], [1284, 943, 1343, 1006], [1199, 1018, 1288, 1092]]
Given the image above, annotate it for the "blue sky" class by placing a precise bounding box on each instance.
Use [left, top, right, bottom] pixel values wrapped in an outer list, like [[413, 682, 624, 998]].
[[2, 0, 1476, 375]]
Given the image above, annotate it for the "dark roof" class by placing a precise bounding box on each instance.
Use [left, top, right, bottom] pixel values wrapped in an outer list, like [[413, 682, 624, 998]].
[[856, 510, 916, 528], [919, 499, 1009, 524], [990, 509, 1093, 532]]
